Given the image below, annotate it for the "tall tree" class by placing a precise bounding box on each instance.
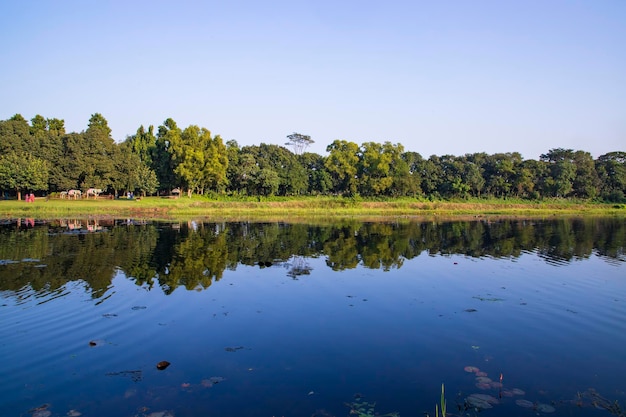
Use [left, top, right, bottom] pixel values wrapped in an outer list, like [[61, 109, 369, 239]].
[[299, 152, 332, 195], [153, 118, 181, 192], [81, 113, 116, 190], [127, 125, 156, 166], [325, 140, 360, 196], [358, 142, 404, 196], [596, 151, 626, 202], [540, 148, 576, 197], [169, 125, 228, 196], [0, 152, 48, 199], [285, 132, 314, 155]]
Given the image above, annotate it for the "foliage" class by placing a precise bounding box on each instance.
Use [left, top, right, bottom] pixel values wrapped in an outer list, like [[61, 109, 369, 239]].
[[0, 152, 49, 199], [0, 114, 624, 202]]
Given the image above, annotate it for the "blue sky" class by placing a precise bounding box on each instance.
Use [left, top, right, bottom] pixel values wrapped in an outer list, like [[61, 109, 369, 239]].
[[1, 0, 624, 159]]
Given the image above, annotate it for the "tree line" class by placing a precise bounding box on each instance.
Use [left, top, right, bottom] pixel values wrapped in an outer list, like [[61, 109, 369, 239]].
[[1, 113, 624, 202]]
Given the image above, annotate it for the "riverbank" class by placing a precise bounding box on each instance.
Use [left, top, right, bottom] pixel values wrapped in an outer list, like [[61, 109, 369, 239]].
[[1, 196, 624, 221]]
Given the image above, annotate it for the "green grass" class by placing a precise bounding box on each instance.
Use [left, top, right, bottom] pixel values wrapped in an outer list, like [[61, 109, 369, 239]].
[[1, 195, 624, 221]]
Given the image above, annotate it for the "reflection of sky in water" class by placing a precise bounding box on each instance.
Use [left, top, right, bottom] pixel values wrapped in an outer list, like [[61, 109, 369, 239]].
[[1, 237, 625, 416]]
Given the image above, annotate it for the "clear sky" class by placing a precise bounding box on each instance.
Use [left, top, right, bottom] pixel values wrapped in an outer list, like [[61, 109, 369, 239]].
[[1, 0, 624, 159]]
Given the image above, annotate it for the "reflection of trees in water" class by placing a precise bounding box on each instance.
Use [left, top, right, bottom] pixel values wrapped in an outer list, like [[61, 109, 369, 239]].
[[0, 218, 623, 298], [287, 256, 312, 279]]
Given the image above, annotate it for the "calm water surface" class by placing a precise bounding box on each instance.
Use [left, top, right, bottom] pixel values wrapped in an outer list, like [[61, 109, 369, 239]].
[[0, 218, 625, 417]]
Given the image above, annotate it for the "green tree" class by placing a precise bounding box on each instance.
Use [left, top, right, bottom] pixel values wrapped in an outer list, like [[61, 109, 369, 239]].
[[401, 151, 425, 197], [239, 144, 307, 196], [483, 153, 522, 197], [81, 113, 117, 190], [127, 125, 156, 166], [299, 152, 332, 195], [112, 141, 141, 196], [0, 114, 33, 156], [540, 148, 576, 197], [596, 151, 626, 202], [0, 152, 49, 199], [358, 142, 402, 196], [136, 164, 159, 196], [419, 155, 445, 198], [169, 125, 228, 196], [571, 150, 599, 199], [154, 118, 182, 192], [325, 139, 360, 196]]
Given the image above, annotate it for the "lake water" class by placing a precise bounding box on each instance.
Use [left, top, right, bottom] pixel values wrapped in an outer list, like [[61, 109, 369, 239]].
[[0, 218, 625, 417]]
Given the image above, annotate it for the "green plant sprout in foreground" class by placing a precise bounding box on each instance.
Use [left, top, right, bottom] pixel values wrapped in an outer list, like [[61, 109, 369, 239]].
[[436, 383, 447, 417]]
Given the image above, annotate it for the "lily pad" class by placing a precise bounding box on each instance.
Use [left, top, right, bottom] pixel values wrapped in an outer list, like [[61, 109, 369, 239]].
[[468, 393, 499, 404], [466, 394, 494, 409], [537, 403, 556, 413], [516, 399, 534, 408]]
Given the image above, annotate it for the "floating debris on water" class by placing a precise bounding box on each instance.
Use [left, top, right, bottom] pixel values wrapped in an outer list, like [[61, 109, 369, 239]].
[[201, 376, 226, 387], [88, 339, 106, 347], [224, 346, 245, 352], [67, 410, 82, 417], [464, 366, 480, 373], [106, 369, 143, 382], [29, 404, 51, 417], [131, 306, 147, 310], [473, 295, 505, 302], [156, 361, 170, 370]]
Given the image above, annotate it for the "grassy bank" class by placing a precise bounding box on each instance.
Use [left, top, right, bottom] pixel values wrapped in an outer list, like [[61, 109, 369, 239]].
[[1, 196, 624, 222]]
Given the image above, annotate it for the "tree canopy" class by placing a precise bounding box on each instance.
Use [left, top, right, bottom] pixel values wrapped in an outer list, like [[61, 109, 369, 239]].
[[0, 113, 624, 202]]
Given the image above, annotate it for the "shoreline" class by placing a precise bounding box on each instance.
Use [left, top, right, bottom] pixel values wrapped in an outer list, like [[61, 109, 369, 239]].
[[1, 197, 624, 222]]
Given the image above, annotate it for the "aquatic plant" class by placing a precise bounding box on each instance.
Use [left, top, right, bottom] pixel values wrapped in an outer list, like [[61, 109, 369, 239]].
[[578, 389, 626, 417], [435, 383, 447, 417], [345, 397, 399, 417]]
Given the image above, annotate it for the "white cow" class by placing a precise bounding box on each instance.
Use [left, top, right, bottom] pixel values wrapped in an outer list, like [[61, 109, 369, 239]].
[[86, 188, 103, 199], [67, 189, 82, 199]]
